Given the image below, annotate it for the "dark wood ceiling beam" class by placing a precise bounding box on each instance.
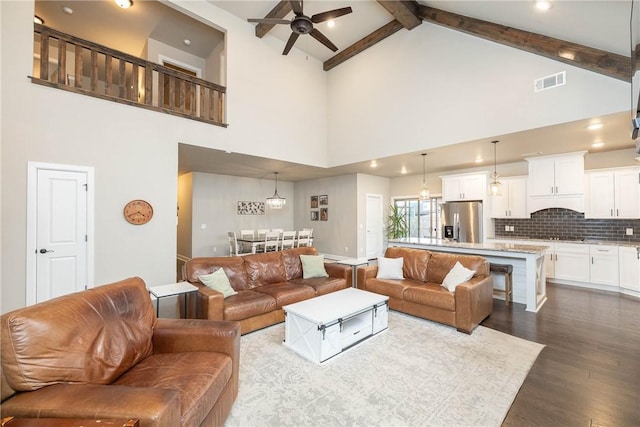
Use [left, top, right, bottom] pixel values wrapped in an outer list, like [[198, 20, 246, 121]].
[[419, 5, 631, 82], [377, 1, 421, 30], [255, 1, 292, 39], [323, 20, 405, 71]]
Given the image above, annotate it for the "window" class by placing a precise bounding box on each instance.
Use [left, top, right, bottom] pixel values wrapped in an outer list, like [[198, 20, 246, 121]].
[[393, 197, 442, 239]]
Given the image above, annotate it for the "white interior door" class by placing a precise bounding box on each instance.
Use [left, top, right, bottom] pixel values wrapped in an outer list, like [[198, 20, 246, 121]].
[[366, 194, 383, 259], [27, 163, 94, 305]]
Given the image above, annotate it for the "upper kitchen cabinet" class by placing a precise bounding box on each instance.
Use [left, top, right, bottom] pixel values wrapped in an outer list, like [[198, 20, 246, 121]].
[[586, 167, 640, 219], [526, 151, 586, 213], [441, 172, 488, 202], [491, 176, 528, 218]]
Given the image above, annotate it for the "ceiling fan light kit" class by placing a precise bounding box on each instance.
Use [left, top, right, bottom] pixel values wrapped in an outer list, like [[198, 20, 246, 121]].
[[248, 1, 352, 56]]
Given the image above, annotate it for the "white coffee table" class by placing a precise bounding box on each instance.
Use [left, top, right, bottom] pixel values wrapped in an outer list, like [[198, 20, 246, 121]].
[[283, 288, 389, 364]]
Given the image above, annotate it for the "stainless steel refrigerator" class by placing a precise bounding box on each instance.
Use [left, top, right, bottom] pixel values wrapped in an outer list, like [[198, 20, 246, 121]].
[[441, 201, 483, 243]]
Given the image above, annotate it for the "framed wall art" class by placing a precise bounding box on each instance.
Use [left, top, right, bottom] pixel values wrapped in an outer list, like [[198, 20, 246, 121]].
[[237, 201, 265, 215], [311, 195, 318, 208], [311, 210, 319, 221], [320, 208, 328, 221], [319, 195, 328, 205]]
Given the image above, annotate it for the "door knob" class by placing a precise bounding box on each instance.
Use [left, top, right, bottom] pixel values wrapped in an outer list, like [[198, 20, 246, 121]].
[[39, 248, 54, 254]]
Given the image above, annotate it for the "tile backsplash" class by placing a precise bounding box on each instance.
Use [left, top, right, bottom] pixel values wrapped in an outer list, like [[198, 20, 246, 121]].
[[494, 208, 640, 242]]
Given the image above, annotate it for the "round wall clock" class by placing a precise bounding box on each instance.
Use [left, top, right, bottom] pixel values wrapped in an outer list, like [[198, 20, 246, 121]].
[[123, 199, 153, 225]]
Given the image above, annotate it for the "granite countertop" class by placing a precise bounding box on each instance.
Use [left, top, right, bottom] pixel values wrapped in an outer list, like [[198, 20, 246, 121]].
[[388, 238, 549, 254], [488, 236, 640, 248]]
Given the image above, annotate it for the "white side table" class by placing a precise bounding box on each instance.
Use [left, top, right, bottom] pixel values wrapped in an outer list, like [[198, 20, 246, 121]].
[[337, 258, 370, 288], [148, 282, 198, 318]]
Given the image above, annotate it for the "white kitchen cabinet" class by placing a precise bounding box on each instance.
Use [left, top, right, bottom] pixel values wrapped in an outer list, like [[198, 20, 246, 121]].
[[526, 152, 586, 213], [442, 173, 487, 202], [553, 243, 590, 282], [619, 246, 640, 293], [586, 167, 640, 219], [589, 245, 619, 286], [491, 177, 528, 218]]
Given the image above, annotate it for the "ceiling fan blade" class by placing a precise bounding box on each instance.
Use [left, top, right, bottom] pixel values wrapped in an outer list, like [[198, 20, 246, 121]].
[[311, 7, 353, 23], [248, 18, 291, 25], [290, 1, 303, 15], [309, 28, 338, 52], [283, 32, 300, 55]]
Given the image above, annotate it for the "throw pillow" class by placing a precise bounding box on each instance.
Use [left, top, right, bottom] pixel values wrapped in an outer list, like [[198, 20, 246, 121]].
[[300, 254, 329, 279], [441, 261, 475, 292], [199, 268, 237, 298], [376, 257, 404, 279]]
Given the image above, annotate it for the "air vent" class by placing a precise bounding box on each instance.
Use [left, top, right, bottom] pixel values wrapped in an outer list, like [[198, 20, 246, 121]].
[[534, 71, 566, 92]]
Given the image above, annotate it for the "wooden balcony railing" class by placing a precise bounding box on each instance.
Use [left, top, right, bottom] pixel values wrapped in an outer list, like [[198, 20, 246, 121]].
[[31, 24, 227, 127]]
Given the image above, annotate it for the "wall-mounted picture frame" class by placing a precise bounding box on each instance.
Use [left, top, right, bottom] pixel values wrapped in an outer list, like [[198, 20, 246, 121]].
[[311, 210, 319, 221], [320, 208, 328, 221], [319, 195, 328, 205], [237, 201, 265, 215], [311, 195, 318, 208]]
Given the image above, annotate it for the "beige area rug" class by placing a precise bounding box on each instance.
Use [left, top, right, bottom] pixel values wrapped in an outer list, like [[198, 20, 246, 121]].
[[225, 311, 543, 427]]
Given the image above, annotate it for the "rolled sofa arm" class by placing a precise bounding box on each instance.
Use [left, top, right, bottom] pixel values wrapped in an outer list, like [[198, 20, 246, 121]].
[[454, 275, 494, 334], [191, 282, 225, 320], [357, 266, 378, 290], [324, 263, 353, 286], [0, 383, 181, 427]]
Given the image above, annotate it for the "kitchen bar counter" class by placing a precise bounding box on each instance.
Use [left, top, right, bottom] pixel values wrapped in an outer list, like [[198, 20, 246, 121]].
[[388, 238, 549, 313]]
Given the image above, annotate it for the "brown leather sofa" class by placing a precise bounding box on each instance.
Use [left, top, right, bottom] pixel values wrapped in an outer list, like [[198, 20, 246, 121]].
[[184, 247, 352, 334], [357, 247, 493, 334], [1, 277, 240, 427]]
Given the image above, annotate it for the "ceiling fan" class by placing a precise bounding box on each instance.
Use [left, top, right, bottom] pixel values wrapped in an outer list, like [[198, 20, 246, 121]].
[[248, 1, 353, 55]]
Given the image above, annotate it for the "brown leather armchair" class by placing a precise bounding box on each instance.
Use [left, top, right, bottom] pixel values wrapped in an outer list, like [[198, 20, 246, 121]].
[[1, 277, 240, 427]]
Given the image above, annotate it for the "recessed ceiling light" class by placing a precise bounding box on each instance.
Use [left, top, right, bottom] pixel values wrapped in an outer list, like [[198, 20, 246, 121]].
[[327, 20, 335, 28], [400, 166, 407, 174], [370, 160, 377, 168], [475, 157, 483, 163], [591, 142, 604, 148], [587, 122, 603, 131], [34, 15, 44, 25], [183, 39, 192, 46], [535, 0, 552, 11], [114, 0, 133, 9], [62, 6, 73, 15]]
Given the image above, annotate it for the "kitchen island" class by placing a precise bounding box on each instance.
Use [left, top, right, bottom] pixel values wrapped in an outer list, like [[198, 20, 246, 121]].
[[388, 238, 550, 312]]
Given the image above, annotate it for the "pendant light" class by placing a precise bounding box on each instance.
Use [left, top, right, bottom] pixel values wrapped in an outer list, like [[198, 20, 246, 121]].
[[266, 172, 286, 209], [489, 140, 502, 196], [418, 153, 430, 200]]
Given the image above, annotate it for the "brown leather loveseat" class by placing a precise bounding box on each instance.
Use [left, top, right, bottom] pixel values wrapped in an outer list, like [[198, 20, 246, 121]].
[[357, 247, 493, 334], [184, 247, 352, 334], [1, 277, 240, 427]]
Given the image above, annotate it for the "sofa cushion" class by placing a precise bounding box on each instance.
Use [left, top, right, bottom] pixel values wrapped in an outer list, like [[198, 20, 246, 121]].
[[282, 247, 318, 280], [441, 261, 475, 292], [244, 252, 287, 287], [366, 277, 418, 300], [404, 283, 456, 311], [289, 277, 349, 296], [427, 252, 487, 284], [199, 269, 238, 298], [376, 256, 404, 279], [222, 290, 277, 321], [113, 352, 232, 427], [186, 256, 250, 290], [1, 277, 155, 392], [254, 283, 316, 309], [300, 254, 329, 279], [385, 247, 431, 282]]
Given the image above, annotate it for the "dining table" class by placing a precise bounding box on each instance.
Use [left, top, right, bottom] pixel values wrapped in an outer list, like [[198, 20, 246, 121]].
[[236, 235, 313, 254]]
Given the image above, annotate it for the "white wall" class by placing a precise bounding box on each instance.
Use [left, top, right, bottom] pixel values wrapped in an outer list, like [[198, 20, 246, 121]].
[[356, 174, 391, 258], [326, 23, 630, 167]]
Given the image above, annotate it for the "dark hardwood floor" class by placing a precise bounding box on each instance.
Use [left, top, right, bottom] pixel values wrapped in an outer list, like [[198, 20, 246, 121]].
[[481, 283, 640, 427]]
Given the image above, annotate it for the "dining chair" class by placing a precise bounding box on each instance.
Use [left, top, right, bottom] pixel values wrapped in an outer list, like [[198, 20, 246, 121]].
[[228, 232, 251, 256], [263, 230, 280, 253], [297, 229, 312, 247], [280, 230, 297, 250], [239, 229, 255, 252], [257, 229, 269, 239]]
